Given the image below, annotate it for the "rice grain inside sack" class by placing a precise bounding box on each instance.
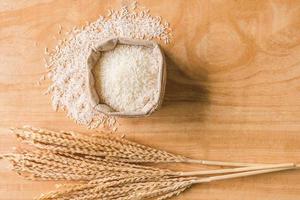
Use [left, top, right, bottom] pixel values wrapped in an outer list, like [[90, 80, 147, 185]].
[[86, 38, 166, 117]]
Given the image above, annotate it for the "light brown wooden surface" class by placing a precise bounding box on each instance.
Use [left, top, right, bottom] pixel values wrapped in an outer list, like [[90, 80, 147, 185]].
[[1, 0, 300, 199]]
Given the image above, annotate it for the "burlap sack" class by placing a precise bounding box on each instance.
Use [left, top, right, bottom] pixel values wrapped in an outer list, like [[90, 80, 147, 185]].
[[86, 37, 166, 117]]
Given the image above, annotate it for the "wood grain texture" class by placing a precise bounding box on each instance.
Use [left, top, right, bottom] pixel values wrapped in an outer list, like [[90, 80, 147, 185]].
[[1, 0, 300, 199]]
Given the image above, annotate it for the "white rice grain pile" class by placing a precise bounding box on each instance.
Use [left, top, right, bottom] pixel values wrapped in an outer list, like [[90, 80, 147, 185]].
[[93, 45, 160, 112], [44, 2, 171, 129]]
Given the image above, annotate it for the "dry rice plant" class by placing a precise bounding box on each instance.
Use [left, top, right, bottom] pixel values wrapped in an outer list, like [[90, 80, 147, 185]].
[[11, 126, 270, 167], [1, 150, 169, 181], [1, 126, 299, 200], [36, 166, 296, 200], [3, 149, 293, 182], [38, 175, 196, 200]]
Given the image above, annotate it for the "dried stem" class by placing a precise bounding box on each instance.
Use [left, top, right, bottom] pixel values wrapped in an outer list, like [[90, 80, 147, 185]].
[[192, 165, 297, 184], [184, 158, 267, 167], [177, 163, 295, 176]]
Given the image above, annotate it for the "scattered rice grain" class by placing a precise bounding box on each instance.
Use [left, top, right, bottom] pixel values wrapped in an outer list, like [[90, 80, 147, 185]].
[[45, 1, 171, 129]]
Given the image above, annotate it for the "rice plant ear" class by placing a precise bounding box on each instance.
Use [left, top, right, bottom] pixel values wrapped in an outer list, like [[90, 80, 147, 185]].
[[6, 126, 268, 166]]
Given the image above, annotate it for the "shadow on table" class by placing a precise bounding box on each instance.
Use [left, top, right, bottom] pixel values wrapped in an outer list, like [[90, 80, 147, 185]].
[[155, 53, 210, 122]]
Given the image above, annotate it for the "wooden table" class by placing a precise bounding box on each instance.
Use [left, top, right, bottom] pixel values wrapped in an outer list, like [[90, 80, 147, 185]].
[[1, 0, 300, 199]]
